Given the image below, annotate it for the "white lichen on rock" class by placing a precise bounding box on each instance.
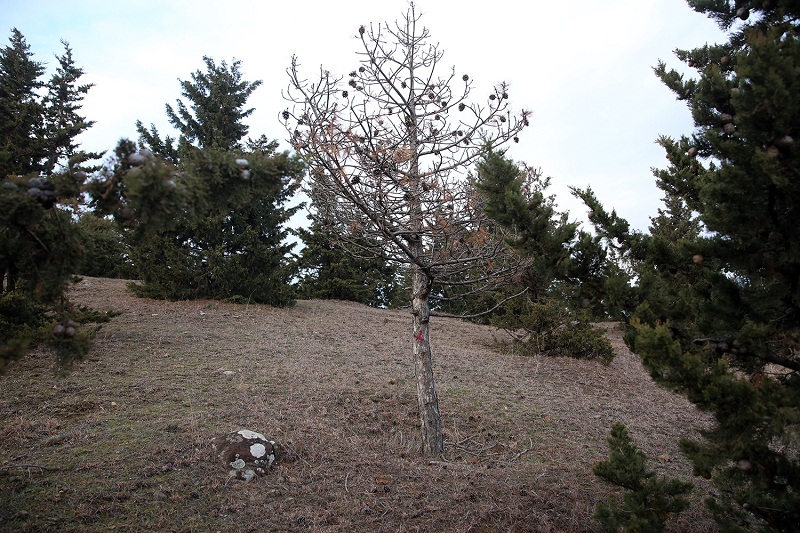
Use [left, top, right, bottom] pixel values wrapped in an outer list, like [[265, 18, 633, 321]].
[[212, 429, 281, 482], [237, 429, 267, 441], [250, 443, 266, 458]]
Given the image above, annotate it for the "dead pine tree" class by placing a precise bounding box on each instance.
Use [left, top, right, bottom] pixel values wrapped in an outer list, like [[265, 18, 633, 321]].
[[283, 5, 530, 458]]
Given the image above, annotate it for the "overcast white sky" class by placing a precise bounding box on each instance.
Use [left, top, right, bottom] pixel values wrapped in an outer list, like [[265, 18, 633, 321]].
[[3, 0, 726, 231]]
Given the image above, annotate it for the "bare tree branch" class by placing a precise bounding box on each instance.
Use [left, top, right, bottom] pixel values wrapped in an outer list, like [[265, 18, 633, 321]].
[[431, 287, 528, 319], [283, 4, 531, 458]]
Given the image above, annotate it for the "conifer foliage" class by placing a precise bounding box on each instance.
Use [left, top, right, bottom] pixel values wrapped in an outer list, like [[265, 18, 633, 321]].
[[593, 423, 693, 533], [90, 57, 303, 306], [136, 56, 262, 163], [41, 41, 98, 174], [581, 1, 800, 530], [475, 150, 620, 363], [296, 218, 401, 307], [0, 28, 45, 179], [1, 29, 101, 372]]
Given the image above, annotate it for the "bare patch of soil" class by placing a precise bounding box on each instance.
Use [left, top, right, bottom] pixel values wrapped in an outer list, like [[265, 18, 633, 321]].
[[0, 277, 717, 532]]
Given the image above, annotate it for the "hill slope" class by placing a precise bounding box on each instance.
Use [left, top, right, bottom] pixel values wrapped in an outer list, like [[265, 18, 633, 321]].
[[0, 277, 716, 532]]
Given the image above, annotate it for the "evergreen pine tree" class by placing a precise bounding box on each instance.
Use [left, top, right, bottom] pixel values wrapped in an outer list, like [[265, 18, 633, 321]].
[[1, 30, 101, 372], [0, 28, 45, 177], [478, 150, 635, 318], [593, 423, 693, 533], [73, 213, 135, 279], [578, 2, 800, 529], [41, 40, 100, 174], [91, 57, 301, 305], [165, 56, 261, 151], [475, 150, 619, 362], [136, 56, 261, 160], [477, 151, 577, 299], [296, 218, 401, 307]]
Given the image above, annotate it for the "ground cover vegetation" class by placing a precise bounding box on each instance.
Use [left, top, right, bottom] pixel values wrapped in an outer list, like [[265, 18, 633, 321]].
[[0, 278, 716, 532], [2, 0, 799, 530]]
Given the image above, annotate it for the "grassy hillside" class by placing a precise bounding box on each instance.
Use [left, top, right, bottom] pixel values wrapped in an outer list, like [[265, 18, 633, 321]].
[[0, 277, 716, 532]]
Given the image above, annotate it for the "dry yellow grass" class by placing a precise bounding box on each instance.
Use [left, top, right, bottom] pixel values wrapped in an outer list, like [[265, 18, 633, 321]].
[[0, 277, 717, 532]]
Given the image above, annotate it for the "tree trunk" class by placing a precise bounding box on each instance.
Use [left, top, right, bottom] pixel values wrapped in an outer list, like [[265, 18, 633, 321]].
[[2, 262, 18, 293], [411, 266, 444, 458]]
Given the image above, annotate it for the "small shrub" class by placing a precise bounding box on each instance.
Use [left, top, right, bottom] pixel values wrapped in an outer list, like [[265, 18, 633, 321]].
[[1, 289, 118, 374], [0, 291, 42, 372], [0, 291, 43, 339], [492, 297, 615, 363], [593, 423, 693, 532], [74, 214, 136, 279]]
